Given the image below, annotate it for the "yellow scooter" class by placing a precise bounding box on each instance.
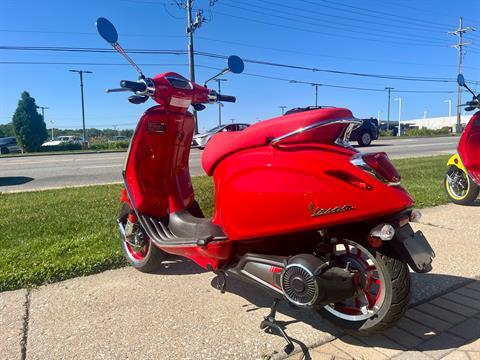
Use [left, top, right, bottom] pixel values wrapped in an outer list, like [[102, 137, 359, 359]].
[[444, 74, 480, 205]]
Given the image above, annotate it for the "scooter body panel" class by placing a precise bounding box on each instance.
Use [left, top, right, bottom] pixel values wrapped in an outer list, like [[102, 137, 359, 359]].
[[458, 111, 480, 184], [124, 105, 195, 218], [212, 143, 415, 240]]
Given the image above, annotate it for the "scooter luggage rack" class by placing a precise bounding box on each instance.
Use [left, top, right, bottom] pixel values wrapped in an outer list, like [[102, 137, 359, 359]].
[[270, 117, 362, 149]]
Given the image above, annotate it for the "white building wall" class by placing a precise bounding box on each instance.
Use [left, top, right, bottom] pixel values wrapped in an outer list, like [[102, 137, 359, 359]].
[[401, 115, 472, 131]]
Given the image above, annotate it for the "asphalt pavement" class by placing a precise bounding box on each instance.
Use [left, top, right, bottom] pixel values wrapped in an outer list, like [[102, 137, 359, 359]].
[[0, 136, 458, 193], [1, 203, 479, 359]]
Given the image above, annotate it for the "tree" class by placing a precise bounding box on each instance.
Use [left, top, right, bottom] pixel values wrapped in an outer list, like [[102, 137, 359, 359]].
[[12, 92, 48, 152], [0, 123, 14, 137]]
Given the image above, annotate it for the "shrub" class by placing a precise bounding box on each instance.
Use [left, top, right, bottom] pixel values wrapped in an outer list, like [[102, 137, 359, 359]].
[[405, 127, 451, 137]]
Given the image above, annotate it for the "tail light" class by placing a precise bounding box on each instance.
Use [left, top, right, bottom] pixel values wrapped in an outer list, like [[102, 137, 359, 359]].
[[351, 152, 401, 185]]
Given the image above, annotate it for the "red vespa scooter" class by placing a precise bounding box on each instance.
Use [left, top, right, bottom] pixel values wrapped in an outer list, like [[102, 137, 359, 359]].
[[444, 74, 480, 205], [96, 18, 434, 353]]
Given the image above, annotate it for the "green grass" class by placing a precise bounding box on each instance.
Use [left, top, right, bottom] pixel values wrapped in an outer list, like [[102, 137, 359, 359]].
[[0, 155, 450, 292]]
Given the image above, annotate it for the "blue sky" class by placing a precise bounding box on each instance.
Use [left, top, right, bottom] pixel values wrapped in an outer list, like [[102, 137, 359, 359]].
[[1, 0, 480, 132]]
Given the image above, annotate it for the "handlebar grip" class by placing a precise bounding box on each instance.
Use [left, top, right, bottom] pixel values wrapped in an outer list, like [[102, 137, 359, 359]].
[[217, 94, 236, 103], [120, 80, 147, 92]]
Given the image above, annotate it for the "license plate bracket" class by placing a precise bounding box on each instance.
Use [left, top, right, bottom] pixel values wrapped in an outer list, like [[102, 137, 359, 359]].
[[391, 225, 435, 273]]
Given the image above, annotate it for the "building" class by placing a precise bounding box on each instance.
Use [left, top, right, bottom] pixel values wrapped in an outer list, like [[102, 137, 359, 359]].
[[400, 115, 471, 132]]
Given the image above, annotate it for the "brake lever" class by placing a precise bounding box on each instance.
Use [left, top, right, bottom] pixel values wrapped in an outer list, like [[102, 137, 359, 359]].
[[106, 88, 131, 93]]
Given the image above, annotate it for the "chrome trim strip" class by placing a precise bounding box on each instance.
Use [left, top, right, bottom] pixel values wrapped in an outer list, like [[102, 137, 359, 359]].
[[270, 117, 362, 148]]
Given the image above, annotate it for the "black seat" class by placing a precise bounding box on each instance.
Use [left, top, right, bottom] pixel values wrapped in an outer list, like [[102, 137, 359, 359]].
[[168, 210, 225, 239]]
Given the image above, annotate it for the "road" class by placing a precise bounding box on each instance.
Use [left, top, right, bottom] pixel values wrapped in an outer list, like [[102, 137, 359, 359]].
[[0, 136, 458, 192]]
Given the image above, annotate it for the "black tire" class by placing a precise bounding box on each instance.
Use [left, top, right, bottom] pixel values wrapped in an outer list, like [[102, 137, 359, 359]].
[[317, 242, 410, 335], [118, 203, 166, 273], [444, 166, 479, 205], [0, 147, 9, 154], [357, 131, 372, 147]]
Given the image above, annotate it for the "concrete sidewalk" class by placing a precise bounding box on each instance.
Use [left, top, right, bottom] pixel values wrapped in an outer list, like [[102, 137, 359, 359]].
[[1, 203, 479, 360]]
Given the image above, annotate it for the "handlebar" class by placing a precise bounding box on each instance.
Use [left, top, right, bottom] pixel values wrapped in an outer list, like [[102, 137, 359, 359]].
[[216, 94, 236, 103], [120, 80, 147, 93]]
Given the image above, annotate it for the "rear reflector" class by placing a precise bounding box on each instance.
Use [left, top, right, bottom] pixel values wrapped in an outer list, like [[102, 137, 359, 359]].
[[362, 152, 401, 184]]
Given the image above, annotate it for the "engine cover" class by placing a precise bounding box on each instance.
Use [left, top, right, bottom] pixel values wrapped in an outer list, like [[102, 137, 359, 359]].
[[281, 254, 357, 307]]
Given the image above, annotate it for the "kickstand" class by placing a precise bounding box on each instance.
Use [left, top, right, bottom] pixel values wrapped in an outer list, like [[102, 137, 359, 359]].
[[260, 299, 295, 355], [213, 271, 227, 294]]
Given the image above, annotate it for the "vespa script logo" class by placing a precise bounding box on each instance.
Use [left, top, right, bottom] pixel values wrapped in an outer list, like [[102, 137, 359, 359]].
[[308, 201, 355, 218]]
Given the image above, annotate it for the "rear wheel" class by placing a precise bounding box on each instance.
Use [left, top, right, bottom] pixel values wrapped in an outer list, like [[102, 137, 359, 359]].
[[317, 239, 410, 335], [0, 147, 9, 154], [118, 203, 166, 272], [444, 166, 479, 205]]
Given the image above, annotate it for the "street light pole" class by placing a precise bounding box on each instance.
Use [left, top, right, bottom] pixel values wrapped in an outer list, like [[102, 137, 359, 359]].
[[394, 97, 402, 137], [50, 120, 55, 139], [69, 69, 92, 148], [313, 83, 319, 107], [385, 87, 394, 131], [214, 78, 227, 126], [444, 99, 452, 122], [279, 106, 287, 115]]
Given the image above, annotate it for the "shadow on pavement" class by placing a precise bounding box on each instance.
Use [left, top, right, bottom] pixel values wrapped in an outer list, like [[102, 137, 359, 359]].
[[0, 176, 34, 187], [150, 258, 478, 356], [353, 143, 392, 148]]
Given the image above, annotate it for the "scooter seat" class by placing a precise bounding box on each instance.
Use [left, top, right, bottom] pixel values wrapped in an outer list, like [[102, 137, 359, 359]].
[[201, 107, 353, 175]]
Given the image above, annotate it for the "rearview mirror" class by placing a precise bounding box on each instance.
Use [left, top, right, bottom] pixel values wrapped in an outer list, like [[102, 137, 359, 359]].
[[457, 74, 465, 87], [204, 55, 245, 85], [227, 55, 244, 74], [96, 17, 119, 45]]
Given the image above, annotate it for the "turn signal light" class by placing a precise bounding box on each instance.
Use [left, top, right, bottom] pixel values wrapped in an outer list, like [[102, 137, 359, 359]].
[[370, 223, 395, 241]]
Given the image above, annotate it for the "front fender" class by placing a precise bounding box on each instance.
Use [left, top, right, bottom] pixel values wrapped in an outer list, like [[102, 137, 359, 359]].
[[447, 154, 466, 172]]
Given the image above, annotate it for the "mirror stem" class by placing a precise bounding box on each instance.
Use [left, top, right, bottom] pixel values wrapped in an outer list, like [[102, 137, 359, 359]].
[[113, 43, 144, 77], [204, 68, 229, 86]]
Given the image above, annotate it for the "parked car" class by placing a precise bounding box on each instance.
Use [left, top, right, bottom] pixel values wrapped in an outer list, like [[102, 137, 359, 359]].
[[42, 136, 88, 147], [192, 123, 250, 149], [0, 137, 21, 154], [349, 117, 379, 146]]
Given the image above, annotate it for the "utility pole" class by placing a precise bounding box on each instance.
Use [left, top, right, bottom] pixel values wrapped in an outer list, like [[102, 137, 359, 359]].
[[177, 0, 217, 134], [385, 87, 394, 130], [214, 78, 227, 125], [69, 69, 92, 148], [449, 17, 475, 133], [290, 80, 321, 107], [279, 106, 287, 115], [423, 110, 427, 119], [37, 105, 51, 139], [394, 97, 402, 137]]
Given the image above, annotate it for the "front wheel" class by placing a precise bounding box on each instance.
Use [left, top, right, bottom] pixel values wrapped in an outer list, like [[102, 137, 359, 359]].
[[118, 203, 166, 273], [317, 239, 410, 335], [444, 166, 479, 205]]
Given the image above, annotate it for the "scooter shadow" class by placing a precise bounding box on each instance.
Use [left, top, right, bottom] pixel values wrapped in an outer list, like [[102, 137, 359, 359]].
[[214, 272, 479, 357], [151, 259, 479, 356], [0, 176, 34, 187]]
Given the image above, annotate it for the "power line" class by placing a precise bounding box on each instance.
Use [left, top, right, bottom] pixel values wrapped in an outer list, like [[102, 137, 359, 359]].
[[212, 10, 451, 49], [301, 0, 451, 31], [218, 0, 451, 45], [0, 45, 470, 83]]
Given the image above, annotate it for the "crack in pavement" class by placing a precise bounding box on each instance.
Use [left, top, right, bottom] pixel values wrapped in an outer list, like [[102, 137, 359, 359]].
[[418, 221, 455, 231], [20, 290, 31, 360]]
